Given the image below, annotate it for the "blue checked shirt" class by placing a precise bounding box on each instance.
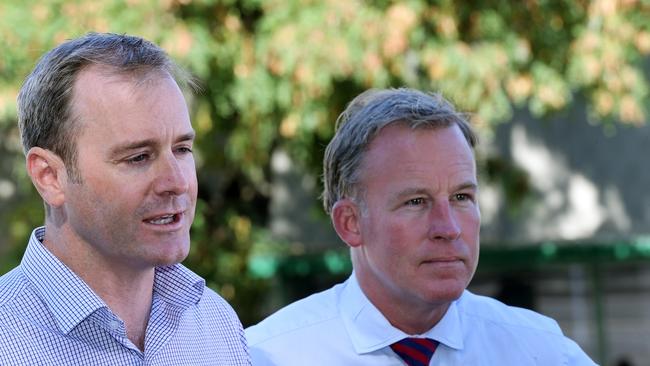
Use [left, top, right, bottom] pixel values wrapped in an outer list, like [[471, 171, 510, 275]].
[[0, 227, 251, 365]]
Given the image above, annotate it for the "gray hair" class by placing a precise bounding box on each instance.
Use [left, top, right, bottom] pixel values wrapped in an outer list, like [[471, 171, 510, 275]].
[[17, 32, 191, 182], [322, 87, 477, 214]]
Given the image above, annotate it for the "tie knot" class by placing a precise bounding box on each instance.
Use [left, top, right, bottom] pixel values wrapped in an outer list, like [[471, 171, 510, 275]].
[[390, 337, 438, 366]]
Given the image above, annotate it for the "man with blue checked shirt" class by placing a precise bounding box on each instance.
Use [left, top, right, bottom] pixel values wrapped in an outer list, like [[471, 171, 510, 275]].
[[0, 32, 249, 365], [246, 88, 597, 365]]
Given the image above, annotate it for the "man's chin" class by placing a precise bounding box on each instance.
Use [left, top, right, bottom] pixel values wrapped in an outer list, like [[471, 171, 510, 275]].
[[423, 282, 466, 304], [148, 243, 190, 267]]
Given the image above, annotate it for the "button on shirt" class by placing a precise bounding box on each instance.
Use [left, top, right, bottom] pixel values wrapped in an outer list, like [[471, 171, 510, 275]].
[[246, 274, 597, 365], [0, 227, 250, 365]]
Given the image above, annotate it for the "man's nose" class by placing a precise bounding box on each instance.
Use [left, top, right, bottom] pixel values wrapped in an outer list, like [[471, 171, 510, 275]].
[[153, 152, 190, 196], [427, 201, 462, 241]]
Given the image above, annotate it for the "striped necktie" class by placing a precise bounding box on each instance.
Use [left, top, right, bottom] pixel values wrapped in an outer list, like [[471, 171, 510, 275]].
[[390, 337, 438, 366]]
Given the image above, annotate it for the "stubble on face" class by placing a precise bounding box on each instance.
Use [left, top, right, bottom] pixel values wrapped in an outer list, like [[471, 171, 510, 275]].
[[57, 66, 197, 273]]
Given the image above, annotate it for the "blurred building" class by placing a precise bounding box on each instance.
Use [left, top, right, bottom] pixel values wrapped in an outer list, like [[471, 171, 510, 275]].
[[476, 101, 650, 365]]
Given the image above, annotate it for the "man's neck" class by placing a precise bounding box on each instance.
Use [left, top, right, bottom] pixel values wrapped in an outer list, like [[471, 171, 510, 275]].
[[43, 225, 155, 351], [91, 270, 154, 351], [355, 274, 450, 335]]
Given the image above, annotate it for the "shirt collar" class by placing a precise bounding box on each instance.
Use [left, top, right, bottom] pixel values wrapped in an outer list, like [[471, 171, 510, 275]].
[[153, 264, 205, 308], [21, 227, 205, 334], [339, 273, 464, 354], [21, 227, 107, 334]]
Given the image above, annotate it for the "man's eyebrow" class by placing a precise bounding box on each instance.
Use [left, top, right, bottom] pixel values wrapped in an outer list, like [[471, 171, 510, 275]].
[[455, 182, 478, 191], [389, 182, 478, 204], [393, 182, 477, 197], [393, 187, 428, 199], [110, 139, 157, 156], [176, 131, 196, 143]]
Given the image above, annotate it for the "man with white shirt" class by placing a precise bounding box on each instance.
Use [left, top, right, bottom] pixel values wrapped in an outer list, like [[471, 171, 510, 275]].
[[245, 88, 596, 365]]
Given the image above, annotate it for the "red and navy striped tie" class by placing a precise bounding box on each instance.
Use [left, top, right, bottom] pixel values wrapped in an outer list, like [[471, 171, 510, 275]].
[[390, 337, 438, 366]]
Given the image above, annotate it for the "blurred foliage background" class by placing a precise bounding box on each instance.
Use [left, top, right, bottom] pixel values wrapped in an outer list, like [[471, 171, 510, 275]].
[[1, 0, 649, 326]]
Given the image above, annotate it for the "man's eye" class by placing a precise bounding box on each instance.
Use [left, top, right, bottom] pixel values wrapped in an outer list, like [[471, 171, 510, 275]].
[[176, 147, 193, 154], [406, 198, 425, 206], [127, 154, 149, 164], [454, 193, 472, 202]]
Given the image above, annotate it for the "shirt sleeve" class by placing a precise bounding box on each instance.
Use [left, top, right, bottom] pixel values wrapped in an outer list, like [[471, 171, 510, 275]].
[[564, 337, 599, 366]]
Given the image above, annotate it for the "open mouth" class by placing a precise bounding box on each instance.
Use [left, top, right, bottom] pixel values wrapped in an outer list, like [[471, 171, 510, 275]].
[[144, 213, 181, 225]]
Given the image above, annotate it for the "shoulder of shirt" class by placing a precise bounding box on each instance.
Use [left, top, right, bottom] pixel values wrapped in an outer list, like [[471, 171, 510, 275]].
[[201, 286, 238, 313], [458, 290, 562, 335], [191, 282, 244, 328], [245, 282, 342, 346], [0, 267, 26, 307]]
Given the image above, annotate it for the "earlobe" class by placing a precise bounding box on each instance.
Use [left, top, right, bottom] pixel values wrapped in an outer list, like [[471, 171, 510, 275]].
[[331, 199, 363, 248], [26, 147, 66, 207]]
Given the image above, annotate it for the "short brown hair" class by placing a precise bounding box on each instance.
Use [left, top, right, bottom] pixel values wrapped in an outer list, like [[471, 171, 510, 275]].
[[17, 32, 190, 182], [322, 88, 477, 214]]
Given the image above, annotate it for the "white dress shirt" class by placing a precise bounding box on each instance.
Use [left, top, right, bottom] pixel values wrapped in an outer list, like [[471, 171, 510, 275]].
[[246, 273, 597, 365]]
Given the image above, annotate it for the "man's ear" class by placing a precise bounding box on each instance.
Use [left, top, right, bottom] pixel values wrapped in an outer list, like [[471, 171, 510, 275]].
[[26, 147, 67, 207], [331, 199, 363, 248]]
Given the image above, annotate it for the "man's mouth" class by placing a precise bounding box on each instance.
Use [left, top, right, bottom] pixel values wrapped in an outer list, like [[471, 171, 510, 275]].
[[145, 213, 180, 225], [422, 257, 463, 266]]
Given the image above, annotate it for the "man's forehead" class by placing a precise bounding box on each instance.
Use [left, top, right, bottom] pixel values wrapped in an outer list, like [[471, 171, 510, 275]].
[[75, 64, 172, 93], [70, 65, 190, 139], [71, 65, 181, 119]]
